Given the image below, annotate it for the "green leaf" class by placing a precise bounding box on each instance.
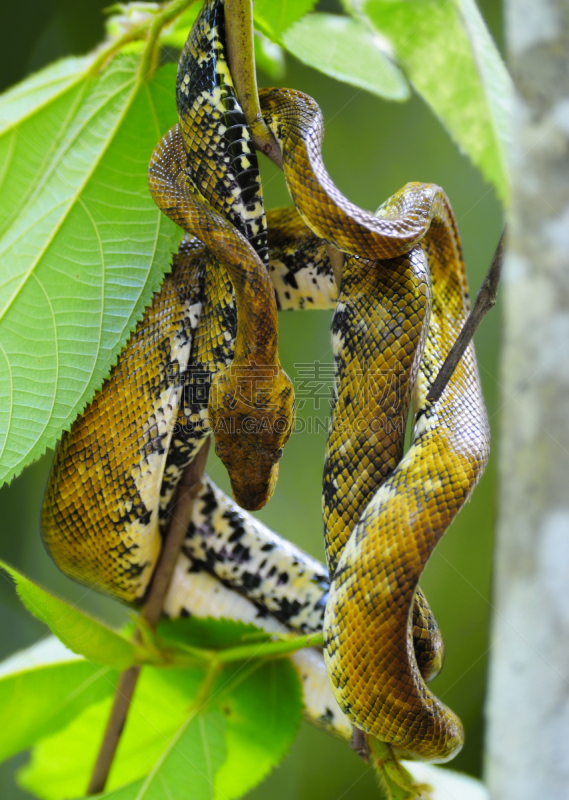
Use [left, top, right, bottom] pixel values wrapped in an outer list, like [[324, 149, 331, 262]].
[[0, 637, 116, 762], [157, 616, 273, 650], [0, 55, 182, 486], [110, 710, 225, 800], [0, 56, 93, 133], [158, 617, 322, 665], [253, 0, 317, 41], [216, 659, 301, 800], [160, 2, 204, 49], [96, 710, 225, 800], [360, 0, 513, 203], [254, 32, 286, 80], [21, 620, 303, 800], [282, 13, 409, 101], [0, 559, 138, 669], [18, 667, 208, 800]]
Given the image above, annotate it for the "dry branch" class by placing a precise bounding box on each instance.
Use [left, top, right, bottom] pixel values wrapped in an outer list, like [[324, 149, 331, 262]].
[[87, 439, 211, 795]]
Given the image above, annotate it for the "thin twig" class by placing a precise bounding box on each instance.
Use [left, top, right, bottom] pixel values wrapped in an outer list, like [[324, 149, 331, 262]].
[[426, 228, 505, 406], [350, 727, 370, 762], [86, 438, 211, 795], [325, 243, 345, 290], [224, 0, 283, 168], [86, 666, 141, 796], [141, 438, 211, 627]]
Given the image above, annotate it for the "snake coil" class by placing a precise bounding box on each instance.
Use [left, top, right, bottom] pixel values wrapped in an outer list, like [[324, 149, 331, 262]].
[[41, 0, 489, 764]]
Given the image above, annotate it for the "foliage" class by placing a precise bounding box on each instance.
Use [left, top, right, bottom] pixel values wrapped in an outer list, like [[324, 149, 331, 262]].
[[0, 0, 506, 797], [0, 566, 488, 800], [0, 562, 306, 800], [0, 55, 182, 487], [358, 0, 512, 203]]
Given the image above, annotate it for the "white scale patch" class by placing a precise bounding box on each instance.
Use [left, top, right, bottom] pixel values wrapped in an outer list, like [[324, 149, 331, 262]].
[[134, 420, 175, 512], [270, 259, 337, 311], [413, 409, 437, 438], [121, 517, 162, 599], [126, 253, 204, 532], [185, 477, 328, 632], [165, 515, 350, 741], [239, 200, 263, 221]]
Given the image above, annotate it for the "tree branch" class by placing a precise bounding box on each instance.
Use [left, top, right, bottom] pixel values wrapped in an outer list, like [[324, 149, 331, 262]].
[[86, 438, 211, 795], [223, 0, 347, 276], [351, 727, 370, 762], [224, 0, 283, 168], [426, 228, 505, 406]]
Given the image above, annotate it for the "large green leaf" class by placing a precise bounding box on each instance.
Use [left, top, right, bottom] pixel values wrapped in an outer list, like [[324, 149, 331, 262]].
[[0, 637, 116, 762], [20, 621, 303, 800], [216, 659, 301, 800], [254, 33, 286, 81], [97, 710, 226, 800], [160, 2, 204, 49], [0, 560, 138, 669], [359, 0, 513, 203], [253, 0, 317, 41], [0, 55, 182, 486], [0, 56, 93, 135], [19, 667, 207, 800], [105, 711, 226, 800], [282, 14, 409, 101], [156, 616, 272, 650]]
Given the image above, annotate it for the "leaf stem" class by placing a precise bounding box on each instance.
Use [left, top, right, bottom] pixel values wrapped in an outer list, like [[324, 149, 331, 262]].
[[426, 228, 505, 406], [215, 630, 324, 662], [154, 630, 324, 668], [139, 0, 197, 79], [367, 736, 433, 800], [86, 439, 211, 795]]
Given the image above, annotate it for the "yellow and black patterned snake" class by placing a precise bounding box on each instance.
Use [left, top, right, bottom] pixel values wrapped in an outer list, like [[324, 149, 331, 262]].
[[41, 0, 489, 764]]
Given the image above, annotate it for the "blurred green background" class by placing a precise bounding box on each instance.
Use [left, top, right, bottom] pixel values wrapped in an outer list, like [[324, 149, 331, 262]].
[[0, 0, 504, 797]]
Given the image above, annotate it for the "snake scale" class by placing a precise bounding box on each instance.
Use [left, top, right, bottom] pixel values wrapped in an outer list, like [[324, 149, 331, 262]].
[[41, 0, 489, 763]]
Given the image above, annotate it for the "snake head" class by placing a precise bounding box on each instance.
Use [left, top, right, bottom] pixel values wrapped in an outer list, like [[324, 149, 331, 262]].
[[209, 363, 295, 511]]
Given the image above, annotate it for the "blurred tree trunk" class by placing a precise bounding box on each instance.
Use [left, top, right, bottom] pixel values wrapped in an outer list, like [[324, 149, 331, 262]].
[[485, 1, 569, 797]]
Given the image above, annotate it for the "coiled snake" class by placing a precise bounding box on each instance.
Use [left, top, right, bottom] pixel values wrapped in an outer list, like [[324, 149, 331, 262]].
[[41, 0, 489, 764]]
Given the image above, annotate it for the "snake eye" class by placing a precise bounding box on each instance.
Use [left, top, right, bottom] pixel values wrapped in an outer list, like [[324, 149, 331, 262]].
[[276, 448, 284, 461]]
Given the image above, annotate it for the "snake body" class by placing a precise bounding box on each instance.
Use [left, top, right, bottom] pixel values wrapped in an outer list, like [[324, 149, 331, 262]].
[[323, 217, 488, 761], [41, 0, 489, 764], [165, 472, 351, 740]]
